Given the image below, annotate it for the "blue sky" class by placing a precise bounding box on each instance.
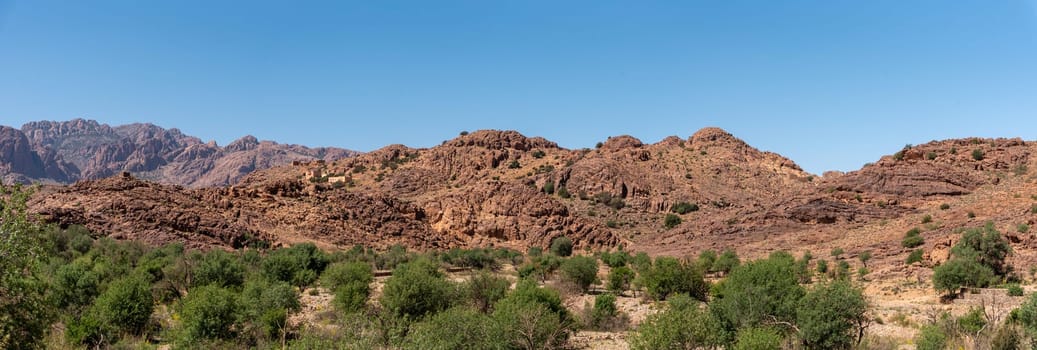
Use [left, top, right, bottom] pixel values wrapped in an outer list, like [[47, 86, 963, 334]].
[[1, 1, 1035, 174]]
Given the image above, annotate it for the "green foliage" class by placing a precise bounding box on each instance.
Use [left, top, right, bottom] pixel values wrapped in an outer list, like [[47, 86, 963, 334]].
[[926, 151, 937, 160], [261, 243, 330, 287], [713, 249, 741, 275], [796, 280, 868, 349], [556, 186, 570, 199], [559, 256, 599, 292], [550, 236, 573, 257], [663, 214, 682, 229], [732, 327, 782, 350], [696, 250, 718, 273], [508, 160, 521, 169], [952, 222, 1012, 276], [1018, 292, 1037, 342], [404, 307, 499, 350], [991, 323, 1022, 350], [333, 281, 370, 314], [972, 148, 985, 161], [915, 324, 948, 350], [95, 274, 155, 335], [957, 307, 987, 335], [1018, 223, 1030, 234], [710, 252, 804, 341], [588, 293, 619, 329], [1008, 283, 1025, 297], [607, 266, 635, 293], [670, 202, 699, 214], [940, 203, 951, 210], [830, 247, 844, 258], [902, 228, 925, 248], [51, 259, 100, 311], [463, 271, 510, 313], [921, 214, 932, 224], [379, 258, 455, 319], [192, 249, 245, 288], [858, 250, 872, 267], [816, 259, 829, 274], [629, 294, 721, 350], [642, 256, 709, 301], [932, 258, 995, 295], [0, 184, 52, 349], [492, 280, 573, 349], [531, 150, 546, 159], [321, 261, 374, 290], [599, 250, 629, 268], [542, 180, 555, 195], [239, 279, 300, 340], [179, 285, 239, 342], [907, 249, 925, 264]]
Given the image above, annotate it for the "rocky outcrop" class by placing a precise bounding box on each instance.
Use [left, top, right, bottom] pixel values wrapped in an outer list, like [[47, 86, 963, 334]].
[[3, 119, 359, 187]]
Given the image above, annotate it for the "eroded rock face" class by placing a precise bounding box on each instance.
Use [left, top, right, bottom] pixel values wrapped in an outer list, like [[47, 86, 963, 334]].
[[3, 119, 359, 187]]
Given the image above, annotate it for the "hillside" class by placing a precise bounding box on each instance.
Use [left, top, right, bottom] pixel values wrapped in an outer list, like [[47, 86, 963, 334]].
[[25, 127, 1036, 268], [1, 119, 358, 187]]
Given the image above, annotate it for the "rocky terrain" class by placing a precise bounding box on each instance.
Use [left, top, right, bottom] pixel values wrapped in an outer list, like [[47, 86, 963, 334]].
[[1, 119, 358, 187], [20, 126, 1036, 267]]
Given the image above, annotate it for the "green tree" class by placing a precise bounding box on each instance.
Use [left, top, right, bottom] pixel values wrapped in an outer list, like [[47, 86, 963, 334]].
[[464, 271, 510, 313], [261, 243, 330, 287], [915, 324, 948, 350], [642, 256, 708, 301], [179, 285, 239, 341], [550, 236, 573, 257], [713, 249, 741, 275], [239, 279, 300, 340], [492, 280, 573, 349], [321, 261, 374, 290], [559, 255, 599, 292], [192, 249, 246, 288], [629, 294, 722, 349], [733, 327, 783, 350], [710, 252, 804, 343], [607, 266, 635, 293], [952, 222, 1011, 276], [796, 280, 868, 349], [696, 250, 718, 273], [380, 258, 455, 319], [51, 259, 100, 311], [0, 184, 52, 349], [404, 306, 499, 350], [1017, 292, 1037, 347], [933, 258, 995, 295]]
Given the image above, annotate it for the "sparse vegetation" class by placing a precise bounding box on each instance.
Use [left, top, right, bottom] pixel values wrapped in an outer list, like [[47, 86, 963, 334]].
[[903, 228, 925, 248], [940, 203, 951, 210], [670, 202, 699, 214], [550, 236, 574, 257], [663, 214, 682, 229], [972, 148, 985, 161], [926, 151, 937, 160], [921, 214, 932, 224], [907, 249, 924, 264]]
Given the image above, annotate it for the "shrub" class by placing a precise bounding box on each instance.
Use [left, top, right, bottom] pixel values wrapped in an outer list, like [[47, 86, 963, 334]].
[[192, 249, 245, 288], [599, 250, 629, 268], [642, 257, 708, 301], [915, 324, 947, 350], [670, 202, 699, 214], [560, 256, 599, 292], [972, 149, 985, 161], [542, 180, 555, 195], [940, 203, 951, 210], [261, 243, 330, 287], [816, 259, 829, 274], [733, 327, 782, 350], [858, 251, 872, 267], [714, 249, 741, 275], [531, 150, 546, 159], [906, 249, 924, 264], [589, 293, 619, 329], [830, 248, 844, 259], [321, 261, 374, 290], [1019, 224, 1030, 234], [953, 222, 1012, 275], [493, 280, 573, 349], [179, 285, 239, 342], [991, 323, 1022, 350], [902, 228, 925, 248], [629, 294, 722, 349], [969, 211, 977, 218], [508, 160, 520, 169], [239, 279, 300, 340], [932, 258, 995, 295], [607, 266, 635, 293], [51, 260, 100, 311], [1008, 283, 1025, 297], [595, 142, 603, 149], [404, 307, 498, 350], [926, 151, 937, 160], [663, 214, 682, 229], [696, 250, 718, 273], [921, 214, 932, 224], [550, 236, 573, 257], [463, 271, 510, 313], [556, 186, 571, 199], [379, 258, 455, 319], [711, 252, 804, 340], [92, 274, 154, 335], [796, 280, 868, 349]]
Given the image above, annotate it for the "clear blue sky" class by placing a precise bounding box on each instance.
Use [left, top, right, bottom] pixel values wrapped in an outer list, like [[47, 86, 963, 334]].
[[1, 1, 1035, 174]]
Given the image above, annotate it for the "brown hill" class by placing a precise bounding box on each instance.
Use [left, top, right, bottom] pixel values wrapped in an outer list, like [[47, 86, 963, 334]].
[[2, 119, 358, 187], [23, 128, 1037, 270]]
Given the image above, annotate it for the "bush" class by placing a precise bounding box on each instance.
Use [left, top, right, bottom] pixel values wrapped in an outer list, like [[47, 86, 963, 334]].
[[51, 260, 100, 311], [321, 261, 374, 290], [629, 294, 721, 349], [493, 280, 573, 349], [0, 184, 52, 349], [463, 271, 510, 313], [607, 266, 635, 293], [940, 203, 951, 210], [531, 150, 546, 159], [830, 247, 844, 258], [713, 249, 740, 275], [589, 293, 619, 329], [1019, 223, 1030, 234], [508, 160, 521, 169], [902, 228, 925, 248], [663, 214, 682, 229], [642, 256, 708, 301], [932, 258, 995, 295], [379, 258, 455, 319], [972, 149, 985, 161], [179, 285, 239, 341], [239, 279, 300, 340], [915, 324, 947, 350], [925, 151, 937, 160], [711, 253, 804, 341], [599, 250, 629, 268], [550, 236, 573, 257], [796, 280, 868, 349], [1009, 283, 1025, 297], [261, 243, 330, 287], [91, 274, 154, 336], [404, 307, 498, 350], [334, 282, 370, 313], [670, 202, 699, 214], [560, 256, 599, 292], [921, 214, 932, 224], [556, 186, 571, 199], [907, 249, 924, 264], [733, 327, 782, 350], [696, 250, 718, 273], [542, 180, 555, 195], [192, 249, 245, 288]]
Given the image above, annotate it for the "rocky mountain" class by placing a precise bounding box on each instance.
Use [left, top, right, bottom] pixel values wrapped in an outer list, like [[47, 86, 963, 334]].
[[23, 127, 1037, 281], [1, 119, 358, 187]]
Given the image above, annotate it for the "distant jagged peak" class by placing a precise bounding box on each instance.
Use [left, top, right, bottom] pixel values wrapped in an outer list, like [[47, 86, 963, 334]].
[[450, 129, 559, 151], [225, 135, 260, 152], [600, 135, 643, 150]]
